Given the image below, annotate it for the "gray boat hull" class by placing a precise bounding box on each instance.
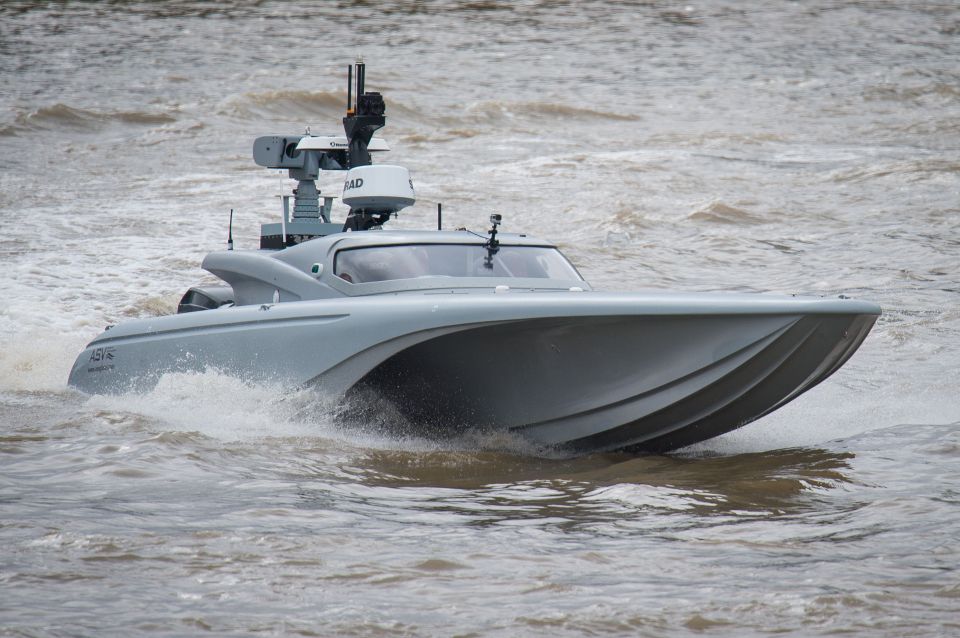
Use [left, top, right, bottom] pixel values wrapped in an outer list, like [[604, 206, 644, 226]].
[[69, 292, 879, 453]]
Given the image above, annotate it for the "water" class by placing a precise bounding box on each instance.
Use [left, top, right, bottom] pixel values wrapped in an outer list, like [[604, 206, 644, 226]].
[[2, 1, 959, 635]]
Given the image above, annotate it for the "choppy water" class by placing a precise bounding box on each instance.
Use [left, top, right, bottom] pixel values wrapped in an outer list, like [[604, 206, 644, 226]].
[[2, 1, 959, 635]]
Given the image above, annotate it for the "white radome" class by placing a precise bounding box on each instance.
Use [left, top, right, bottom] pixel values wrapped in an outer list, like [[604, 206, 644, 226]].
[[341, 165, 415, 212]]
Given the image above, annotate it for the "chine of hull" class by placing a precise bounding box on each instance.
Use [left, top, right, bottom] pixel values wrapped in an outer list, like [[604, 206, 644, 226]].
[[570, 313, 876, 453], [347, 311, 878, 453]]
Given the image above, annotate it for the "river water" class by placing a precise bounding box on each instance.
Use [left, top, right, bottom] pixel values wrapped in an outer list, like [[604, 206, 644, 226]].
[[1, 1, 959, 635]]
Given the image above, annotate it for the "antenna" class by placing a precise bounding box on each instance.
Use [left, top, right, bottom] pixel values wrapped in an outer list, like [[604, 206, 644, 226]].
[[437, 202, 442, 230], [346, 64, 353, 114], [227, 209, 234, 251]]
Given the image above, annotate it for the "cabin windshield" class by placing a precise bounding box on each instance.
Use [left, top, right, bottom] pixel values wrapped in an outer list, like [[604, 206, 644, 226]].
[[334, 244, 582, 284]]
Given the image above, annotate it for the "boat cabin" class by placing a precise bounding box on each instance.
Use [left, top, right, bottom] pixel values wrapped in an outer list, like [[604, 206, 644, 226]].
[[179, 230, 588, 313]]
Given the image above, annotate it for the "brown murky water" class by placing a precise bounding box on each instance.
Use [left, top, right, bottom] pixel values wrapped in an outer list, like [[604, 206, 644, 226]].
[[2, 1, 959, 635]]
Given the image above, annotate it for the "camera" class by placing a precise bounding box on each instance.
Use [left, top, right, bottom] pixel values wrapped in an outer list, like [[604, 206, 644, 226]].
[[357, 92, 385, 117]]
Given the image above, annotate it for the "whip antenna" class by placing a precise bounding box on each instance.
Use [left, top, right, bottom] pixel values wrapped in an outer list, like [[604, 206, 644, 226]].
[[347, 64, 353, 113]]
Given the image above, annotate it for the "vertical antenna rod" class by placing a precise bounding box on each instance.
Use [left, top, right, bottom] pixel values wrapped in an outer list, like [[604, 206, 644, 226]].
[[346, 64, 353, 113], [227, 209, 234, 250]]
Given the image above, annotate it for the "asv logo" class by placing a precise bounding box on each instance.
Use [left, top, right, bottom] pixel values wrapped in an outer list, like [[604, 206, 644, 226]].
[[89, 347, 116, 363], [344, 177, 364, 191]]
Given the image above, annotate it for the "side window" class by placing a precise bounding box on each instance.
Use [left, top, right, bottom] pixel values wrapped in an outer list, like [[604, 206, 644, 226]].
[[334, 247, 429, 283], [334, 244, 583, 282]]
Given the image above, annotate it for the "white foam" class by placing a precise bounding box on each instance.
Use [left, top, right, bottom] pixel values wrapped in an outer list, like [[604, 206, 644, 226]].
[[70, 367, 572, 458], [583, 484, 711, 511], [0, 328, 89, 393], [82, 370, 340, 441]]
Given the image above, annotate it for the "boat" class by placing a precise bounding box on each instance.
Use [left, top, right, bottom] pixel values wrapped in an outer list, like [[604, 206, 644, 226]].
[[68, 62, 881, 454]]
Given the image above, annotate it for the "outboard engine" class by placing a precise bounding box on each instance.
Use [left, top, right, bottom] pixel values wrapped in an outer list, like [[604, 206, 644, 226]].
[[341, 165, 415, 231]]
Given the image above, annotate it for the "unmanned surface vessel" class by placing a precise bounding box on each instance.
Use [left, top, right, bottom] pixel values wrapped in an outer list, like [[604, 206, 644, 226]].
[[69, 63, 880, 454]]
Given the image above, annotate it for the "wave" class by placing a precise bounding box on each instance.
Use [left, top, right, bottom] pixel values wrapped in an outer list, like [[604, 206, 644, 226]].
[[892, 118, 960, 139], [606, 205, 656, 231], [647, 131, 787, 147], [398, 128, 482, 144], [831, 159, 960, 183], [217, 90, 350, 121], [447, 128, 481, 139], [12, 104, 177, 132], [136, 120, 207, 147], [119, 294, 179, 318], [465, 100, 640, 123], [0, 123, 23, 137], [217, 93, 637, 131], [864, 82, 960, 104], [689, 200, 765, 225], [218, 88, 431, 126]]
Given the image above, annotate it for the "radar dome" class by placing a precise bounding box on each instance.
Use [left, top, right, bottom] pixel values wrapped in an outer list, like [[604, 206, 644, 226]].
[[341, 165, 415, 212]]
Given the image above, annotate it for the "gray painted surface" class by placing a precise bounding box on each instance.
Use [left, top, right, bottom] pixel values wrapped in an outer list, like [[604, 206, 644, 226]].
[[68, 232, 880, 453]]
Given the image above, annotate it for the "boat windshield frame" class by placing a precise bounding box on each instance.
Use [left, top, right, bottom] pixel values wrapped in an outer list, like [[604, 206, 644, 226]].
[[332, 243, 584, 285]]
